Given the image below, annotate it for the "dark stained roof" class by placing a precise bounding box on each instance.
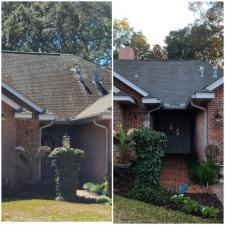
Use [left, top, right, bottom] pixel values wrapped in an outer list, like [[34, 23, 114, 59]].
[[2, 52, 111, 120], [114, 60, 223, 105]]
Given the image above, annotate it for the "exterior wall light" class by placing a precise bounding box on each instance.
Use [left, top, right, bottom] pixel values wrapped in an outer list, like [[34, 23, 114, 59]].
[[214, 110, 222, 128], [63, 134, 70, 148]]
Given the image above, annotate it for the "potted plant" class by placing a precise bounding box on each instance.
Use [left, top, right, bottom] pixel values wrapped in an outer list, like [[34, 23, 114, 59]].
[[114, 125, 132, 168]]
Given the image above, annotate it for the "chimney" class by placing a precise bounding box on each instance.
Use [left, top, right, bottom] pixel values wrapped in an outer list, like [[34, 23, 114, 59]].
[[213, 65, 218, 78], [119, 44, 135, 60]]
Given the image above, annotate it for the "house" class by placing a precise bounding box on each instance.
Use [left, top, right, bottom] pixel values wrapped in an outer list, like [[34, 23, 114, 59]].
[[114, 46, 223, 163], [2, 51, 112, 189]]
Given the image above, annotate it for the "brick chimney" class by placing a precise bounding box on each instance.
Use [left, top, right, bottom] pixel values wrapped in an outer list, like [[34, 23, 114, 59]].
[[119, 45, 135, 60]]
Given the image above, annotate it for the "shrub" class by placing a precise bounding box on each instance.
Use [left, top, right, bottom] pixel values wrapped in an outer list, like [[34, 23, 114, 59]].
[[49, 147, 85, 201], [201, 206, 220, 219], [83, 180, 109, 196], [196, 160, 219, 187], [95, 196, 112, 204], [170, 194, 191, 206], [181, 199, 200, 214], [129, 130, 166, 201]]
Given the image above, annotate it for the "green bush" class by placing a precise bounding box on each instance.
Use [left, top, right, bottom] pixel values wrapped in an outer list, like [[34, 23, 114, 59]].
[[129, 130, 167, 201], [201, 206, 220, 219], [95, 196, 112, 205], [196, 160, 219, 185], [182, 199, 200, 214], [83, 180, 109, 196], [49, 147, 85, 201], [170, 195, 191, 205]]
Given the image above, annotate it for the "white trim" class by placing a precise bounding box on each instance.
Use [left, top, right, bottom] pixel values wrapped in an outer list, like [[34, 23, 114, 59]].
[[205, 77, 223, 91], [2, 94, 22, 111], [15, 146, 25, 152], [113, 86, 121, 93], [113, 96, 135, 104], [191, 92, 215, 99], [15, 111, 32, 119], [39, 114, 55, 121], [142, 98, 161, 104], [163, 103, 186, 109], [114, 72, 149, 97], [2, 81, 45, 113], [100, 111, 112, 120]]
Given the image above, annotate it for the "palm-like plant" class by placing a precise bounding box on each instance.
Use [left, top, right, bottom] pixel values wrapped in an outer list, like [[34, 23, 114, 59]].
[[114, 125, 131, 164], [18, 145, 51, 179]]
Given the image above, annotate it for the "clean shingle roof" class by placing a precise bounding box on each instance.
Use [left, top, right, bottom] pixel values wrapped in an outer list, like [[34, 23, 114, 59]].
[[2, 51, 111, 120], [114, 60, 223, 105]]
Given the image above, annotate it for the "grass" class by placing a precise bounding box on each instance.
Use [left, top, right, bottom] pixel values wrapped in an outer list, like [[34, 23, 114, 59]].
[[2, 198, 111, 222], [114, 195, 220, 223]]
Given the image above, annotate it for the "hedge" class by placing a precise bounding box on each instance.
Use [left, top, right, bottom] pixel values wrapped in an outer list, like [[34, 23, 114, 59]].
[[49, 147, 85, 201], [129, 130, 167, 201]]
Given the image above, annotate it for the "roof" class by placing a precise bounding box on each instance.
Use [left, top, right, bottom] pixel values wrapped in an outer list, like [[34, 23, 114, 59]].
[[2, 51, 111, 120], [74, 92, 112, 120], [114, 60, 223, 105]]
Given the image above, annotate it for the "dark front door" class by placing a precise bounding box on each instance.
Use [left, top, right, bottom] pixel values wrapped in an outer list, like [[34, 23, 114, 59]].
[[158, 114, 190, 154]]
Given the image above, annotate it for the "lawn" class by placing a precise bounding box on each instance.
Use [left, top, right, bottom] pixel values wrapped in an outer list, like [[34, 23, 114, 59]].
[[114, 195, 220, 223], [2, 198, 112, 222]]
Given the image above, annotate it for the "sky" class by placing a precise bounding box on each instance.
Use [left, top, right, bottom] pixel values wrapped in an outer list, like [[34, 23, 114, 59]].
[[113, 0, 196, 47]]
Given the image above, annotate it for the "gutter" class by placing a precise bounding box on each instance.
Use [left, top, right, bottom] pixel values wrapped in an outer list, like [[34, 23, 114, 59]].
[[38, 121, 54, 180], [190, 100, 207, 161], [147, 104, 161, 129], [93, 119, 109, 178]]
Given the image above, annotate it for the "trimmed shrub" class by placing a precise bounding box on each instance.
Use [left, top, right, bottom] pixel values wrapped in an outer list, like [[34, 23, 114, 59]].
[[49, 147, 85, 201], [129, 130, 167, 201], [201, 206, 220, 219]]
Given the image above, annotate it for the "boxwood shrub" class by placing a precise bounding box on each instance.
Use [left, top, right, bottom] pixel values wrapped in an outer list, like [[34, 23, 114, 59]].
[[129, 130, 167, 201], [49, 147, 85, 201]]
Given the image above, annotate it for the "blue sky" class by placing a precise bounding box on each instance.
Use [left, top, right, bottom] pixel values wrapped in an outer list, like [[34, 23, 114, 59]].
[[113, 0, 196, 47]]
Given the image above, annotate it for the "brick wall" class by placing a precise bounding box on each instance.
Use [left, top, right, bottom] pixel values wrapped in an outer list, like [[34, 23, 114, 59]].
[[207, 85, 224, 162], [15, 115, 40, 181], [114, 78, 149, 132], [2, 102, 17, 187]]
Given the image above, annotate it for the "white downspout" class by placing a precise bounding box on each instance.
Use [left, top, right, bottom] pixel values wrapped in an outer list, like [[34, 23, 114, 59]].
[[191, 100, 207, 161], [147, 104, 162, 129], [39, 121, 54, 180], [93, 119, 109, 178]]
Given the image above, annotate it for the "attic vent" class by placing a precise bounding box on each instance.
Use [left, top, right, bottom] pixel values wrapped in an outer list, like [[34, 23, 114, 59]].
[[93, 69, 108, 96], [70, 66, 92, 95], [198, 66, 205, 78], [213, 66, 218, 78]]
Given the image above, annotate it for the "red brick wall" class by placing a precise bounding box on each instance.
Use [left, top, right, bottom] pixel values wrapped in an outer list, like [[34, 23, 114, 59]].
[[114, 78, 149, 132], [2, 102, 17, 187], [207, 85, 224, 162]]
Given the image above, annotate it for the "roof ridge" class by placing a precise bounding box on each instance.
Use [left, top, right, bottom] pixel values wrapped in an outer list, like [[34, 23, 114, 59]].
[[2, 50, 61, 56]]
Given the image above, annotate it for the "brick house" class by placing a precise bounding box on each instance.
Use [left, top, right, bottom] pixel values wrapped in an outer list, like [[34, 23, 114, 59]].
[[2, 51, 112, 189], [114, 47, 223, 163]]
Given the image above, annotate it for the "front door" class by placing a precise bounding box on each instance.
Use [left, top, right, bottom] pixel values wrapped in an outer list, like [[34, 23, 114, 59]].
[[158, 115, 190, 154]]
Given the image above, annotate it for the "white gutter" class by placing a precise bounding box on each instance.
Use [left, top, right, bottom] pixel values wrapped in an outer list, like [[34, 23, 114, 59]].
[[93, 119, 109, 178], [147, 104, 161, 129], [142, 98, 161, 104], [206, 77, 223, 91], [113, 96, 135, 104], [190, 100, 207, 161], [38, 121, 54, 180], [2, 94, 22, 111]]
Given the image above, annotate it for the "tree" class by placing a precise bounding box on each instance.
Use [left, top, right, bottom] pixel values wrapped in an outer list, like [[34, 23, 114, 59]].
[[150, 44, 167, 60], [2, 2, 112, 64], [113, 18, 133, 58], [165, 2, 223, 65]]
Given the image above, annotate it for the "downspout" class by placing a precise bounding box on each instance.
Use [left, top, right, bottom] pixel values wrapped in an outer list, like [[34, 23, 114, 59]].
[[93, 119, 109, 178], [39, 121, 54, 180], [147, 104, 162, 129], [190, 100, 207, 161]]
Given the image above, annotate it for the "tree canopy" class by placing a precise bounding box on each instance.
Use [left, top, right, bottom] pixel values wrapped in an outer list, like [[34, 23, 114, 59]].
[[2, 2, 112, 64], [165, 1, 223, 65]]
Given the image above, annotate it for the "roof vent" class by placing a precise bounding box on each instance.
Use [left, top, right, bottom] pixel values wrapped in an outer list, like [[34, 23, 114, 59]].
[[70, 66, 92, 95], [93, 69, 108, 96], [213, 65, 218, 78], [198, 66, 205, 78], [134, 73, 139, 78]]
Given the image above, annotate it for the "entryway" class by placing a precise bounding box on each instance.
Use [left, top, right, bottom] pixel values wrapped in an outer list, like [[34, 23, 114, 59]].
[[160, 155, 207, 194]]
